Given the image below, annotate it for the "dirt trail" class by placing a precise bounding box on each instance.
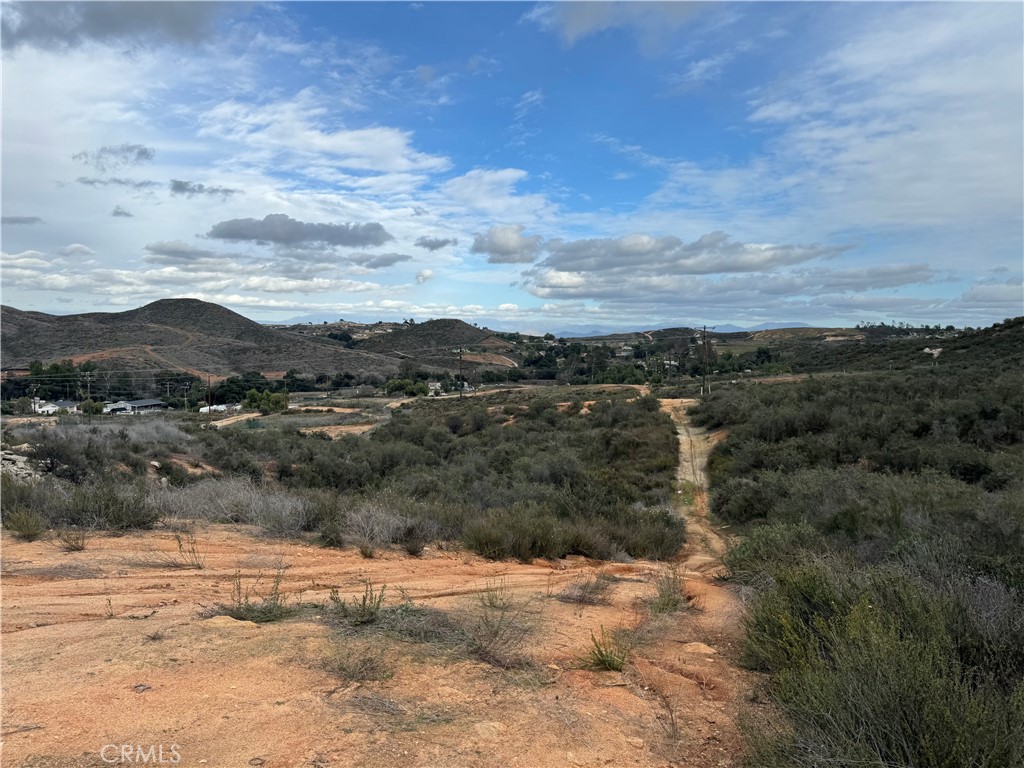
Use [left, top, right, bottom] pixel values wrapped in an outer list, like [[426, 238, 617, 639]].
[[659, 400, 731, 572], [2, 400, 756, 768]]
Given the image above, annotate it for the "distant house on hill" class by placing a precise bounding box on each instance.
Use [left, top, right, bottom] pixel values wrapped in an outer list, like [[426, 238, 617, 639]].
[[104, 399, 170, 414], [199, 403, 242, 413]]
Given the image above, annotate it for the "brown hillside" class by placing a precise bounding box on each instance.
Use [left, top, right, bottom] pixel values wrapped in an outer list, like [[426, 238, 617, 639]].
[[355, 318, 490, 354], [0, 299, 403, 378]]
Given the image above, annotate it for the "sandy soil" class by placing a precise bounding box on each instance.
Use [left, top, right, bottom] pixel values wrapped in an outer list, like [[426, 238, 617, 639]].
[[1, 400, 757, 768], [207, 412, 260, 429]]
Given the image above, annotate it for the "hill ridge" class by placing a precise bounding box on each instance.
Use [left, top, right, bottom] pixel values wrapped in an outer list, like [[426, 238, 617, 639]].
[[0, 299, 403, 378]]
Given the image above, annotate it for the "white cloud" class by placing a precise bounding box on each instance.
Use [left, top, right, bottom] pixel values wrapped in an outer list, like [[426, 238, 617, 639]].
[[671, 52, 733, 87], [524, 2, 703, 50], [514, 88, 544, 121], [471, 225, 544, 264], [57, 243, 95, 257], [436, 168, 555, 220], [539, 231, 845, 276], [198, 88, 451, 176], [239, 276, 379, 294], [651, 4, 1022, 259], [960, 278, 1024, 305]]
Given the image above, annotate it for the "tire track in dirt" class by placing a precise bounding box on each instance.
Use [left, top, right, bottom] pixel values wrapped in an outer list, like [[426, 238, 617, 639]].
[[660, 399, 731, 568]]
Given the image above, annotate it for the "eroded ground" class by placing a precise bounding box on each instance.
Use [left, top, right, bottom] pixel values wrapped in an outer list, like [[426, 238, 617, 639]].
[[2, 402, 758, 768]]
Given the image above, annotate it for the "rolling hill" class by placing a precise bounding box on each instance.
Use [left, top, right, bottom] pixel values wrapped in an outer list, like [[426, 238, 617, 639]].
[[351, 319, 519, 368], [0, 299, 406, 378]]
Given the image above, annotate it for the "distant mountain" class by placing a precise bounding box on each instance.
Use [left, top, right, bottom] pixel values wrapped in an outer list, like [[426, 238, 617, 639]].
[[0, 299, 403, 378], [697, 322, 812, 333], [747, 322, 811, 331], [550, 325, 636, 338]]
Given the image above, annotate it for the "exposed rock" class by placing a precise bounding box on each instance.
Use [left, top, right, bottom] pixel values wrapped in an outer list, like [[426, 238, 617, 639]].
[[679, 642, 718, 655], [0, 448, 40, 481]]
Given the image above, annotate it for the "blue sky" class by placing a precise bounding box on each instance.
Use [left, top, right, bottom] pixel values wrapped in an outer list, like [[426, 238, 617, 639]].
[[1, 1, 1021, 332]]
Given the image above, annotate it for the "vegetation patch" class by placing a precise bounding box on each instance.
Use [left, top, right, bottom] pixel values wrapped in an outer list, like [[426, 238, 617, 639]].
[[581, 626, 631, 672], [556, 571, 616, 605], [691, 366, 1024, 767], [649, 567, 686, 615], [214, 569, 297, 623]]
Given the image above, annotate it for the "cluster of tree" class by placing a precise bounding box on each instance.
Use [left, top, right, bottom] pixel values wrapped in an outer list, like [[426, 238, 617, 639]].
[[242, 388, 289, 414], [383, 379, 429, 397], [211, 370, 385, 403], [854, 320, 962, 338]]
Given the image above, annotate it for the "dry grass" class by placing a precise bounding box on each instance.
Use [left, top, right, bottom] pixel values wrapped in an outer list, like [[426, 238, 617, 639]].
[[54, 526, 90, 552], [556, 571, 616, 605], [580, 625, 631, 671], [125, 532, 205, 570]]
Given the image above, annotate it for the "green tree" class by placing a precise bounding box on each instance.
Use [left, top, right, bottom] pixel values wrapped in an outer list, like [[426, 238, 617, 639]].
[[242, 388, 289, 414], [80, 399, 104, 416]]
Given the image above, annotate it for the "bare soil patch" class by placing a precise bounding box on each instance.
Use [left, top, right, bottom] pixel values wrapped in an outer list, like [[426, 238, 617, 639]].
[[462, 353, 518, 368], [298, 423, 378, 439]]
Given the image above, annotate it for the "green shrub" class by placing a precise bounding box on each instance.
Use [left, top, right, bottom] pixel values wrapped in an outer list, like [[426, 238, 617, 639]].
[[581, 626, 630, 671], [742, 559, 856, 673], [649, 567, 685, 615], [329, 582, 386, 626], [724, 522, 826, 580], [67, 481, 154, 530], [215, 569, 296, 623], [752, 598, 1024, 768], [3, 508, 48, 540], [462, 507, 570, 562]]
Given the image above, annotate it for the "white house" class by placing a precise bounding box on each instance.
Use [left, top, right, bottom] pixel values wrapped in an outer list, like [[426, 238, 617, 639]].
[[103, 399, 170, 414], [32, 398, 78, 414]]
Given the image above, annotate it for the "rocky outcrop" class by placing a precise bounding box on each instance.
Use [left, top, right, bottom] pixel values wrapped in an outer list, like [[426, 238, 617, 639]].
[[0, 444, 39, 481]]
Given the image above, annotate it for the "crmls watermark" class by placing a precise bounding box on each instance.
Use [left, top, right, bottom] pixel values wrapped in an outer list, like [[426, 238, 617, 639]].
[[100, 744, 182, 764]]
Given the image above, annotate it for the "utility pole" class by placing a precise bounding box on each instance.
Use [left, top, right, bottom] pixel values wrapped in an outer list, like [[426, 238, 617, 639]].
[[458, 347, 464, 399], [702, 325, 710, 397]]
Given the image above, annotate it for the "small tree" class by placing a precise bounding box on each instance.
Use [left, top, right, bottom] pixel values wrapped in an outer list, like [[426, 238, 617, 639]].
[[80, 399, 104, 416], [243, 389, 288, 414]]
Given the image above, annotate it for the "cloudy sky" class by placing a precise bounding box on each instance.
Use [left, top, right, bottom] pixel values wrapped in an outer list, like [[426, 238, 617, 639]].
[[2, 1, 1021, 331]]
